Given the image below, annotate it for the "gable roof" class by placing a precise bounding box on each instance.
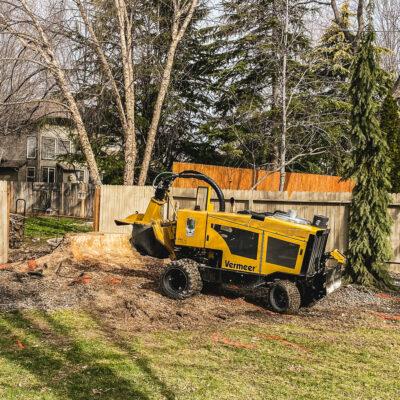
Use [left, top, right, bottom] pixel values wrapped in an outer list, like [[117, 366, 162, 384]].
[[0, 160, 26, 169], [27, 101, 71, 123]]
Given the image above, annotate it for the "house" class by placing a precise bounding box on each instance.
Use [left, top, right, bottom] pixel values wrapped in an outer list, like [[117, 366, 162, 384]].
[[0, 103, 89, 184]]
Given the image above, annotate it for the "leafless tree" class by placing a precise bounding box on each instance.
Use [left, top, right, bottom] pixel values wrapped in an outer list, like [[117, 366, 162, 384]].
[[275, 0, 330, 191], [137, 0, 199, 185], [331, 0, 400, 95], [0, 13, 52, 135], [376, 0, 400, 75], [0, 0, 102, 184], [0, 0, 199, 185]]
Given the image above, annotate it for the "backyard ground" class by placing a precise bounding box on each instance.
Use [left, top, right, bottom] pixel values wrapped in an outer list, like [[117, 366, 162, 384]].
[[0, 217, 399, 400]]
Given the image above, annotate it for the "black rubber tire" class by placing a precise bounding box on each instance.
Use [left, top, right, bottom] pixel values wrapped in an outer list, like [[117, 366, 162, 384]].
[[160, 259, 203, 300], [268, 280, 301, 314]]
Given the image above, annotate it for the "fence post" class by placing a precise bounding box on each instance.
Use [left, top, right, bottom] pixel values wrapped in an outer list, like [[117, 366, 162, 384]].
[[61, 183, 64, 216], [248, 190, 254, 211], [93, 185, 101, 232], [0, 181, 9, 264]]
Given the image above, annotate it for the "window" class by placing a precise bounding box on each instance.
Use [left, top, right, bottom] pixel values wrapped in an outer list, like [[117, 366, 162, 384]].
[[26, 137, 37, 159], [42, 137, 56, 159], [213, 224, 259, 259], [57, 139, 71, 155], [26, 167, 35, 182], [266, 237, 300, 269], [42, 167, 56, 183], [75, 170, 84, 182]]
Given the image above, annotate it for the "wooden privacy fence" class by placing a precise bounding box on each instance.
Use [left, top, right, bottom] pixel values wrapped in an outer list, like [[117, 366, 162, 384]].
[[95, 185, 400, 266], [8, 182, 95, 218], [172, 162, 355, 193], [96, 187, 350, 255], [0, 181, 9, 263]]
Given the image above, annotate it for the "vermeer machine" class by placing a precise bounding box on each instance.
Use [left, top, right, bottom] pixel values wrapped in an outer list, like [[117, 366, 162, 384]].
[[116, 170, 344, 313]]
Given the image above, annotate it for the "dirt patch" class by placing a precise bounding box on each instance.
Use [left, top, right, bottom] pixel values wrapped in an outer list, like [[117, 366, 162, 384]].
[[8, 238, 53, 263], [259, 334, 309, 352], [1, 233, 400, 331], [211, 333, 257, 349], [371, 311, 400, 321]]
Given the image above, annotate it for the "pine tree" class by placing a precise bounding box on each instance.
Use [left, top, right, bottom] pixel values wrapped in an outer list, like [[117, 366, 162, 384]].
[[205, 0, 314, 171], [345, 28, 393, 287], [314, 1, 353, 81], [307, 1, 353, 175], [380, 93, 400, 193]]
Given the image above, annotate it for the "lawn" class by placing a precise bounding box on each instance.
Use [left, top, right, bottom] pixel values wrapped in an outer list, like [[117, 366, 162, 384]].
[[0, 310, 398, 400], [24, 216, 92, 239]]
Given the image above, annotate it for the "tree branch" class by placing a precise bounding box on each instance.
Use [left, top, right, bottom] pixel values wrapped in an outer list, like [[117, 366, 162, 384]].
[[250, 148, 328, 190]]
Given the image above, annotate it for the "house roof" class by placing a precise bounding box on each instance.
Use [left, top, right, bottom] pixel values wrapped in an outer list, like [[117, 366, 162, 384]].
[[28, 101, 71, 122], [57, 162, 85, 171], [0, 160, 26, 169], [1, 99, 71, 133]]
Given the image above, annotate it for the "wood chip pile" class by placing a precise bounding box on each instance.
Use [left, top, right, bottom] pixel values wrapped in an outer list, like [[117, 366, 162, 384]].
[[9, 214, 25, 249]]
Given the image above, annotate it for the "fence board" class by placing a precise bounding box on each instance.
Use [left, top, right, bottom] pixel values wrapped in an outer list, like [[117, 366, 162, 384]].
[[172, 162, 355, 193], [97, 186, 353, 254], [0, 181, 8, 263], [8, 182, 94, 219], [98, 185, 155, 233], [94, 185, 400, 267]]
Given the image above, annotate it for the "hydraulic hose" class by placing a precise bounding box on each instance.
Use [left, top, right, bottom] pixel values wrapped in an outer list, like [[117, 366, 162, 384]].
[[152, 169, 226, 212], [177, 170, 226, 212]]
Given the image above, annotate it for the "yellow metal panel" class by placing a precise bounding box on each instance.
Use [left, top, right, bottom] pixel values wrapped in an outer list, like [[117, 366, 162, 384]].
[[206, 216, 263, 275], [205, 214, 313, 277], [115, 213, 143, 225], [115, 197, 165, 226], [330, 249, 346, 264], [153, 221, 176, 257], [261, 233, 307, 276], [206, 211, 321, 240], [175, 210, 208, 248]]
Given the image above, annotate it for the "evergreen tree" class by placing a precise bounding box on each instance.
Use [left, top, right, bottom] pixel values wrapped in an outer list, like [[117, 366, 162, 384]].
[[205, 0, 315, 171], [314, 1, 353, 81], [345, 28, 393, 287], [380, 93, 400, 192], [306, 1, 353, 175]]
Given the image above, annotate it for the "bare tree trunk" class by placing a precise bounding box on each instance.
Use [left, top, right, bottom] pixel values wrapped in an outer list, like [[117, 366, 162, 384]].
[[271, 1, 280, 172], [330, 0, 364, 44], [279, 0, 289, 192], [115, 0, 136, 185], [138, 0, 198, 185], [271, 74, 280, 171], [77, 0, 136, 185]]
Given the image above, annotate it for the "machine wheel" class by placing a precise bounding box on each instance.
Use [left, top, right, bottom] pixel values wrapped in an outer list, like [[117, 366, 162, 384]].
[[160, 259, 203, 300], [268, 280, 301, 314]]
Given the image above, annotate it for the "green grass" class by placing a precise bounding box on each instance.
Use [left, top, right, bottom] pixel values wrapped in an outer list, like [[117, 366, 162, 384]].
[[25, 216, 91, 239], [0, 310, 398, 400]]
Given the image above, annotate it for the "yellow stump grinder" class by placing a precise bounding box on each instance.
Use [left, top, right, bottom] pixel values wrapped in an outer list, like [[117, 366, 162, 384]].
[[116, 170, 345, 313]]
